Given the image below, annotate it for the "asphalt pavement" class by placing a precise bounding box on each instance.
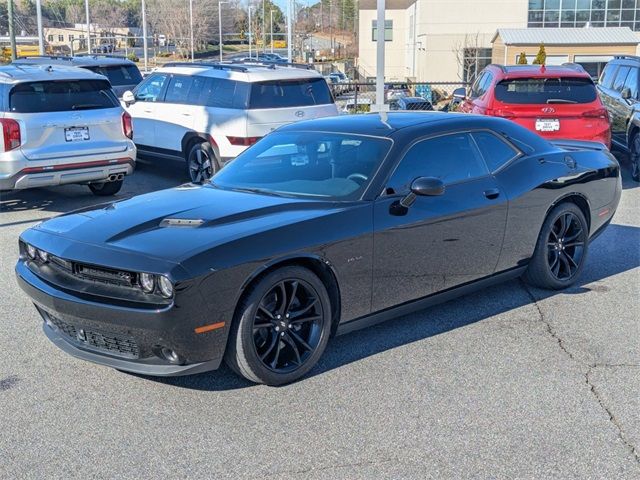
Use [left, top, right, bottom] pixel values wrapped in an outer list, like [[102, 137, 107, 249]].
[[1, 154, 638, 479]]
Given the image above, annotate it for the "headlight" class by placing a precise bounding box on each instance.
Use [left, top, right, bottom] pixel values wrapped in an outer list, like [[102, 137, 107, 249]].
[[139, 272, 155, 293], [37, 249, 49, 262], [158, 275, 174, 298], [26, 244, 37, 259]]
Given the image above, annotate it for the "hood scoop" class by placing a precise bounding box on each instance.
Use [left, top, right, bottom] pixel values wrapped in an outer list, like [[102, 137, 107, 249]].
[[160, 218, 205, 228]]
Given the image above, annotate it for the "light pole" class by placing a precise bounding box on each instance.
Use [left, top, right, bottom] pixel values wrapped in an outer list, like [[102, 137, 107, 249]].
[[36, 0, 44, 55], [270, 9, 274, 54], [141, 0, 149, 72], [7, 0, 16, 60], [85, 0, 91, 53], [218, 0, 228, 62], [189, 0, 195, 61], [374, 0, 386, 113], [286, 0, 292, 62], [262, 0, 265, 53], [248, 6, 253, 60]]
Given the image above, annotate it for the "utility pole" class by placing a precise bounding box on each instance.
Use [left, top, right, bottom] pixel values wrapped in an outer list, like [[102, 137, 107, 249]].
[[85, 0, 91, 53], [262, 0, 265, 53], [8, 0, 16, 60], [270, 9, 274, 54], [141, 0, 149, 72], [286, 0, 292, 62], [36, 0, 45, 55], [189, 0, 195, 61], [373, 0, 387, 112], [218, 0, 228, 62], [248, 6, 253, 59]]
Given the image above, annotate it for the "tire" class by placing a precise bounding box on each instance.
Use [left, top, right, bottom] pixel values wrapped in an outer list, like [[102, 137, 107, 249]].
[[88, 179, 123, 196], [523, 202, 589, 290], [186, 141, 219, 184], [225, 266, 332, 386], [630, 132, 640, 182]]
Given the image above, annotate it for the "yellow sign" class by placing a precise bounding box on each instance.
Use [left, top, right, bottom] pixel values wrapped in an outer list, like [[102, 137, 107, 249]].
[[273, 40, 286, 49]]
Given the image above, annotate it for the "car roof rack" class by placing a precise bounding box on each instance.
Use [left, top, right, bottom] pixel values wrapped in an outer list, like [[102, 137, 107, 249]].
[[16, 55, 73, 61], [162, 61, 250, 72], [227, 59, 315, 70], [75, 54, 127, 59], [613, 54, 640, 61]]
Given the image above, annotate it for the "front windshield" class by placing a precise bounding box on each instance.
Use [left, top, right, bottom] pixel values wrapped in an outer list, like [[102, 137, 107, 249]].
[[212, 131, 392, 200]]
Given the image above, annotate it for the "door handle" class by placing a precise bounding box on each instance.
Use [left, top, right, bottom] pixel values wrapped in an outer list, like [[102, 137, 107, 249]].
[[143, 110, 153, 113], [483, 188, 500, 200], [181, 113, 191, 117]]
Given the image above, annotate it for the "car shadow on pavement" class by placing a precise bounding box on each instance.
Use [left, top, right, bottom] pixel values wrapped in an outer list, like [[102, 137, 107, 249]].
[[612, 150, 639, 190], [145, 223, 639, 391]]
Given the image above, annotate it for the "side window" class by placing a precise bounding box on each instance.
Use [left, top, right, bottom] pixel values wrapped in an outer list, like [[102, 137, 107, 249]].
[[470, 73, 486, 98], [599, 64, 617, 89], [471, 131, 519, 172], [388, 132, 489, 192], [208, 78, 238, 108], [186, 76, 213, 106], [478, 73, 493, 96], [134, 73, 168, 102], [623, 67, 639, 100], [164, 75, 194, 104], [612, 66, 631, 92]]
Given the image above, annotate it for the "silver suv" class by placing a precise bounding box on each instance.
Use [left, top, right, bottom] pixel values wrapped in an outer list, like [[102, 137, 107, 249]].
[[0, 64, 136, 196]]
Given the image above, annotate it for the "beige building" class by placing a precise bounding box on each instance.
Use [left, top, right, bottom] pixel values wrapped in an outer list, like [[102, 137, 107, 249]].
[[358, 0, 640, 82]]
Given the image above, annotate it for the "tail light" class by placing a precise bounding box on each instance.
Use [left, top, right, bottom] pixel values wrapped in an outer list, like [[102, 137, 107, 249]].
[[486, 108, 515, 119], [582, 108, 609, 120], [122, 111, 133, 139], [1, 118, 21, 152], [227, 136, 261, 146]]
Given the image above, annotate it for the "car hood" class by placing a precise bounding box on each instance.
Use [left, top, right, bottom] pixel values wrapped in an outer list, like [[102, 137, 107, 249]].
[[32, 184, 348, 263]]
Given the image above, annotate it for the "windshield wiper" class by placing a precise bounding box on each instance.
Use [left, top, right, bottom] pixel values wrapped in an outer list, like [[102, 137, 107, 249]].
[[213, 183, 288, 198], [546, 99, 577, 104]]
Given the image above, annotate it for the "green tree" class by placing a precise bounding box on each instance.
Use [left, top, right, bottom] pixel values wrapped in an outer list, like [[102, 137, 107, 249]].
[[517, 52, 528, 64], [532, 43, 546, 65]]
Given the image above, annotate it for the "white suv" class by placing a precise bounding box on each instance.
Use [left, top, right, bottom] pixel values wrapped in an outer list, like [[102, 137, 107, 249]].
[[0, 64, 136, 196], [122, 61, 338, 182]]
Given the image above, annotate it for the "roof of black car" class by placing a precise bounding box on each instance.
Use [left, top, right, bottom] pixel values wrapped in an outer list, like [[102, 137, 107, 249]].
[[14, 55, 137, 68]]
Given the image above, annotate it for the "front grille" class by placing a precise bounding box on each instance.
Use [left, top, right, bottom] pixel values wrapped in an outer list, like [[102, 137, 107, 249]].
[[48, 315, 140, 359], [49, 255, 137, 288]]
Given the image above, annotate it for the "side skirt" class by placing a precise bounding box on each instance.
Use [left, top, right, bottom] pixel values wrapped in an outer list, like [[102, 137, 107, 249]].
[[335, 266, 527, 336]]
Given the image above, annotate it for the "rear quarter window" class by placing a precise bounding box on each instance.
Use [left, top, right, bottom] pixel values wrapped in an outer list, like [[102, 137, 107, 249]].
[[86, 64, 143, 86], [249, 78, 333, 109], [9, 80, 119, 113], [494, 77, 597, 104]]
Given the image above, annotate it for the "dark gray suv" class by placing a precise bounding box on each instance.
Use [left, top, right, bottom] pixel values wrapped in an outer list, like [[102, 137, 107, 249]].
[[597, 55, 640, 181]]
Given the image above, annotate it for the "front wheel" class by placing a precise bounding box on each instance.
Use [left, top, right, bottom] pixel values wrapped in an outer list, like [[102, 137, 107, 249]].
[[225, 266, 332, 385], [523, 203, 589, 290], [88, 179, 123, 196], [630, 133, 640, 182]]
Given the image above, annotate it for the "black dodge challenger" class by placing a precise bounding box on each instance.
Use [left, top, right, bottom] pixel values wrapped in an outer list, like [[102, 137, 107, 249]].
[[16, 113, 621, 385]]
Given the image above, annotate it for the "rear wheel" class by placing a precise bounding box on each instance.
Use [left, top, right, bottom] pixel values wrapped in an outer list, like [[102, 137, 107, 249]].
[[186, 141, 218, 184], [630, 133, 640, 182], [88, 179, 123, 196], [523, 203, 589, 290], [225, 266, 332, 385]]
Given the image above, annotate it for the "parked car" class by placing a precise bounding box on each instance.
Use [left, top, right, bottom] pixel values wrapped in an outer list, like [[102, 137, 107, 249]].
[[385, 83, 411, 101], [13, 55, 143, 97], [0, 64, 135, 195], [121, 61, 338, 183], [597, 55, 640, 181], [456, 64, 611, 148], [16, 113, 621, 385], [341, 97, 372, 114], [390, 96, 433, 111]]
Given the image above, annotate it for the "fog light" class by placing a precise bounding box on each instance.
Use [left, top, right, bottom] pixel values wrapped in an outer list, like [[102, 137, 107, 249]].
[[158, 275, 174, 298], [139, 272, 155, 293], [26, 244, 37, 259], [160, 347, 183, 365], [37, 249, 49, 262]]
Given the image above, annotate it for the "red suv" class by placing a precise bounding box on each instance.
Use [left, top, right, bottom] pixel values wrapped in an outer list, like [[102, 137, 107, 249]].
[[457, 64, 611, 148]]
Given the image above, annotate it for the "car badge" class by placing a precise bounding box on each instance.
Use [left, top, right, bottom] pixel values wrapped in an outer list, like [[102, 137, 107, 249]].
[[542, 107, 555, 114], [295, 111, 305, 118]]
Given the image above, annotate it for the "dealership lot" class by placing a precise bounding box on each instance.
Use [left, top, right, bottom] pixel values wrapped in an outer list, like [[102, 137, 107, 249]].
[[1, 156, 638, 478]]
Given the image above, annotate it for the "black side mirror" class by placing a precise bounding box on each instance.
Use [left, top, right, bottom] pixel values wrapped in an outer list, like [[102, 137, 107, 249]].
[[452, 87, 466, 99], [399, 177, 445, 208], [621, 87, 632, 101]]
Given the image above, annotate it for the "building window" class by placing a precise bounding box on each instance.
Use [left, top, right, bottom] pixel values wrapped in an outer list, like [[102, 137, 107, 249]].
[[68, 35, 74, 42], [372, 20, 393, 42], [47, 35, 53, 42], [58, 35, 64, 42], [80, 34, 85, 39], [528, 0, 640, 31], [463, 48, 492, 83]]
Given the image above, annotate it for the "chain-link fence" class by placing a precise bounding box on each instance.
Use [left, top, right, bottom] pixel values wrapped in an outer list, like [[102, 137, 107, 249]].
[[329, 82, 469, 114]]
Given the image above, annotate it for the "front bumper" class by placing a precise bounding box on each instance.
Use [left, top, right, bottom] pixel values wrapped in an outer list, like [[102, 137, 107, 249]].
[[15, 261, 228, 377]]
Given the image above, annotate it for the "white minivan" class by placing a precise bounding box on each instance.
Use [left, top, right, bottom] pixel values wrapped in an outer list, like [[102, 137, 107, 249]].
[[122, 62, 338, 182]]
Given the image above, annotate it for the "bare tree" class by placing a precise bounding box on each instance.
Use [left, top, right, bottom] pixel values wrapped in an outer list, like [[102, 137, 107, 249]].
[[452, 32, 485, 83]]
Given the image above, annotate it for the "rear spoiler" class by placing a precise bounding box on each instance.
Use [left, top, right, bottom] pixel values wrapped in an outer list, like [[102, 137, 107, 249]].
[[550, 139, 608, 152]]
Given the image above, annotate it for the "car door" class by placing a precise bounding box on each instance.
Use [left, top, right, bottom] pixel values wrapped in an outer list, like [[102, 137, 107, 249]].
[[608, 65, 632, 145], [371, 131, 508, 312], [124, 72, 169, 148], [618, 66, 639, 144], [152, 74, 197, 153]]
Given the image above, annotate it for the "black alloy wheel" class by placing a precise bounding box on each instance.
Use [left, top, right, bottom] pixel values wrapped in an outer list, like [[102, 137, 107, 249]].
[[546, 211, 586, 281], [225, 266, 332, 385], [524, 202, 589, 290], [187, 142, 218, 183], [631, 134, 640, 182]]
